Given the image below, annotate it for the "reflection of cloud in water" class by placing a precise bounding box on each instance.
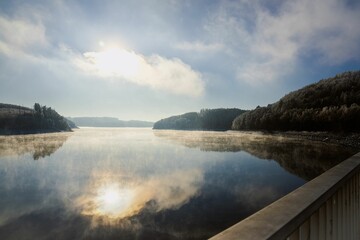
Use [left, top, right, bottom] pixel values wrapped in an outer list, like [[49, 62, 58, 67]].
[[0, 133, 70, 160], [154, 130, 357, 180], [141, 169, 203, 211], [76, 169, 203, 222], [234, 184, 279, 209]]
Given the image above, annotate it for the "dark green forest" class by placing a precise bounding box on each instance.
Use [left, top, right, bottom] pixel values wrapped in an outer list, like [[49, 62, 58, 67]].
[[154, 71, 360, 133], [0, 103, 72, 134], [232, 71, 360, 132], [153, 108, 246, 131]]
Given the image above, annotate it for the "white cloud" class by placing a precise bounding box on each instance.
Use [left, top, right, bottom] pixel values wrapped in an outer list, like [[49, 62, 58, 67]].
[[75, 47, 205, 97], [255, 0, 360, 64], [0, 16, 48, 59], [206, 0, 360, 85], [0, 12, 205, 98], [175, 41, 224, 52]]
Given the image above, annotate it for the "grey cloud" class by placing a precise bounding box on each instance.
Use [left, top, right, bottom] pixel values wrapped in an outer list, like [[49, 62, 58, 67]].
[[205, 0, 360, 84]]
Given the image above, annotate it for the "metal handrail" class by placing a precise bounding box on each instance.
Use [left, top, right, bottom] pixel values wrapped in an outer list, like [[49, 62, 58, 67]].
[[210, 152, 360, 240]]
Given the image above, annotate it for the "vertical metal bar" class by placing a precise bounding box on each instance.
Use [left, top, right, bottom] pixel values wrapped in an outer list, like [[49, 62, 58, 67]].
[[345, 181, 350, 240], [352, 175, 357, 240], [344, 183, 348, 240], [319, 205, 326, 240], [351, 176, 355, 240], [310, 211, 319, 239], [338, 187, 343, 240], [300, 220, 310, 240], [357, 172, 360, 240], [349, 178, 352, 240], [344, 182, 347, 240], [354, 174, 357, 240], [349, 179, 352, 239], [350, 179, 353, 239], [353, 174, 356, 240], [345, 180, 348, 240], [332, 195, 338, 238], [288, 229, 300, 240], [326, 199, 333, 240]]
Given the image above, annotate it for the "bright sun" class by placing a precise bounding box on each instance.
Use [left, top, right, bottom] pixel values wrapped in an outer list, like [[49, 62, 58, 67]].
[[85, 47, 141, 78], [102, 188, 121, 204]]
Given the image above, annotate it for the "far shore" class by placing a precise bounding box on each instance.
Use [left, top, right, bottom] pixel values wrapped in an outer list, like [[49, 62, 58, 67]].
[[0, 129, 73, 136], [271, 131, 360, 150]]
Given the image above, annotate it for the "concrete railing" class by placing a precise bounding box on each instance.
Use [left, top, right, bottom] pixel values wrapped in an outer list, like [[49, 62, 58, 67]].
[[210, 152, 360, 240]]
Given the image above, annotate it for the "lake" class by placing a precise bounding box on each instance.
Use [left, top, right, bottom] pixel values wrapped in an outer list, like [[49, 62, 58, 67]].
[[0, 128, 357, 239]]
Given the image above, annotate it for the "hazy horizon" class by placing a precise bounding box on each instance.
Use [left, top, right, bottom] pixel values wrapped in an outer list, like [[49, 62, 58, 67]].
[[1, 0, 360, 121], [68, 116, 155, 124]]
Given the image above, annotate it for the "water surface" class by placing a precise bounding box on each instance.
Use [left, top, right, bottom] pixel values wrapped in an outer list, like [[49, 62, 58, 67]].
[[0, 128, 356, 239]]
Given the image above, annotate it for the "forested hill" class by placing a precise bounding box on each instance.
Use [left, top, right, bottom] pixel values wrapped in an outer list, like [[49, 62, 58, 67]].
[[153, 108, 246, 131], [232, 71, 360, 132], [0, 103, 73, 134]]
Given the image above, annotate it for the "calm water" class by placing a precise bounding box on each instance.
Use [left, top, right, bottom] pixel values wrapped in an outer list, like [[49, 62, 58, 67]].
[[0, 128, 357, 240]]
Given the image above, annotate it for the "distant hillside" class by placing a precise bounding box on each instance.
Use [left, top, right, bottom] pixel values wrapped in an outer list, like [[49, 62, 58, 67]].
[[0, 103, 73, 134], [232, 71, 360, 132], [68, 117, 154, 128], [65, 118, 78, 129], [153, 108, 246, 131]]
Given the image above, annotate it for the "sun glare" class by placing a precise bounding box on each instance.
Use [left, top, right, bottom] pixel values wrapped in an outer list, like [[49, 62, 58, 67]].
[[103, 188, 120, 204], [96, 184, 135, 217], [88, 48, 141, 78]]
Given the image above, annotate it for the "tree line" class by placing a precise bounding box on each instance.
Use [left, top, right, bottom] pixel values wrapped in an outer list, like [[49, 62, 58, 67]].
[[0, 103, 72, 134], [154, 71, 360, 133], [232, 71, 360, 132], [33, 103, 71, 131], [153, 108, 246, 131]]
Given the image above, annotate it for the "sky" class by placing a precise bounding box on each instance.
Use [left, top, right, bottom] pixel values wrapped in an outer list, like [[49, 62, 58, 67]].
[[0, 0, 360, 121]]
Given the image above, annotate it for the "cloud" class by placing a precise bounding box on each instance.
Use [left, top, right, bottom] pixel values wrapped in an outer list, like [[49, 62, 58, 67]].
[[0, 16, 48, 59], [255, 0, 360, 64], [0, 11, 205, 98], [205, 0, 360, 85], [75, 47, 205, 97], [175, 41, 224, 52]]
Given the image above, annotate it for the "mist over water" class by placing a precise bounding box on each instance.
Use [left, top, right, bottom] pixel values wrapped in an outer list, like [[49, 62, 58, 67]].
[[0, 128, 357, 239]]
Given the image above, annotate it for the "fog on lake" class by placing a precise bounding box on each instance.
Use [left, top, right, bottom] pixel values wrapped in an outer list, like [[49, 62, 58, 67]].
[[0, 128, 357, 239]]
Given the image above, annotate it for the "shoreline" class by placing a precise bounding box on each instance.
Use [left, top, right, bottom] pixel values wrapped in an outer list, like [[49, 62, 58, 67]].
[[272, 131, 360, 150], [2, 127, 359, 150], [0, 129, 73, 136]]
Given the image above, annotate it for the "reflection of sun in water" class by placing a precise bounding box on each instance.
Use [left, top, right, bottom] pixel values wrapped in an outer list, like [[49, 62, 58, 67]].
[[96, 184, 135, 217]]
